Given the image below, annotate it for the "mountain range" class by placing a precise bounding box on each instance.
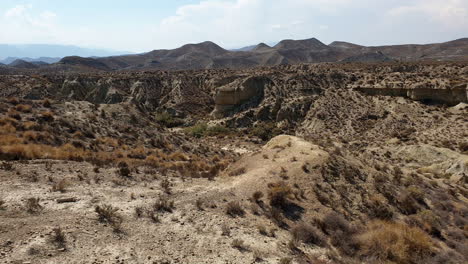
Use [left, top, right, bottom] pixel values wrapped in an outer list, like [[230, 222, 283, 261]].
[[0, 44, 129, 62], [1, 38, 468, 71]]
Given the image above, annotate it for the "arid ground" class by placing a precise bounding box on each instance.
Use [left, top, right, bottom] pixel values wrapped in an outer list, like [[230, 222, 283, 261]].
[[0, 61, 467, 264]]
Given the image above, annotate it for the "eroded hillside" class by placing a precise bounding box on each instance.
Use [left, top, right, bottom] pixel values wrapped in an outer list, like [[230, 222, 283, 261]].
[[0, 61, 467, 264]]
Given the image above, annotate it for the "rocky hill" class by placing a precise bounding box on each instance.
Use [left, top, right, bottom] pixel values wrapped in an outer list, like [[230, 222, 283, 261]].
[[8, 37, 461, 72]]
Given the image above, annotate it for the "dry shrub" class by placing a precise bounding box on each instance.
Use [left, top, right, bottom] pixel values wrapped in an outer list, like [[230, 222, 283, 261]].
[[195, 198, 204, 210], [52, 179, 70, 193], [50, 227, 66, 249], [229, 167, 246, 176], [42, 99, 52, 108], [291, 222, 326, 246], [0, 123, 16, 134], [0, 161, 14, 171], [25, 197, 43, 214], [322, 212, 350, 234], [226, 201, 245, 217], [231, 239, 248, 251], [15, 104, 32, 113], [399, 192, 420, 215], [39, 111, 54, 121], [406, 186, 425, 203], [168, 151, 188, 161], [7, 97, 19, 105], [22, 131, 39, 142], [367, 194, 394, 220], [357, 220, 435, 264], [0, 143, 89, 161], [252, 191, 264, 203], [0, 134, 22, 146], [257, 225, 268, 236], [268, 181, 293, 208], [221, 224, 231, 236], [269, 207, 286, 227], [23, 121, 40, 131], [152, 196, 175, 213], [279, 257, 292, 264], [145, 154, 161, 167], [95, 204, 123, 231], [7, 109, 21, 120]]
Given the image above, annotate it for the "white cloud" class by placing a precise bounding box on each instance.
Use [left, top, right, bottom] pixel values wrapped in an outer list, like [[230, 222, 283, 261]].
[[0, 1, 466, 52], [152, 0, 355, 49], [1, 5, 59, 43], [387, 0, 468, 29]]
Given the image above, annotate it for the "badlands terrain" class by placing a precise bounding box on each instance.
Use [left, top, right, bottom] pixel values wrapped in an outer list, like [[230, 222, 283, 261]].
[[0, 61, 467, 263]]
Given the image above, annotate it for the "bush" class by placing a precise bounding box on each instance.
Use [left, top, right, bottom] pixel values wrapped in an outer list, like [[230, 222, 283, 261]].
[[357, 220, 435, 264], [152, 196, 175, 213], [95, 204, 123, 230], [25, 198, 43, 214], [50, 227, 66, 249], [291, 222, 326, 246], [155, 112, 184, 128], [15, 104, 32, 113], [184, 123, 231, 138], [252, 191, 264, 203], [52, 179, 70, 193], [226, 201, 245, 217], [322, 212, 350, 234], [268, 181, 293, 208], [249, 122, 282, 141]]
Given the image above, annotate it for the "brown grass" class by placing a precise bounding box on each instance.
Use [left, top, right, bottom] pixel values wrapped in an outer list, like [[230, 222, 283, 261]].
[[357, 220, 435, 264], [15, 104, 32, 113], [25, 197, 43, 214], [226, 201, 245, 217], [268, 181, 293, 208], [291, 222, 326, 246]]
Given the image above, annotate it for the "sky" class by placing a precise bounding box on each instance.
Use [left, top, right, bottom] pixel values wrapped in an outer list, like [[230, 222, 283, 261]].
[[0, 0, 467, 53]]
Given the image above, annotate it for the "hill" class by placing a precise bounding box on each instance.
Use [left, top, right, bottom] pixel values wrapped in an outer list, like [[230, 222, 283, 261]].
[[7, 38, 468, 72]]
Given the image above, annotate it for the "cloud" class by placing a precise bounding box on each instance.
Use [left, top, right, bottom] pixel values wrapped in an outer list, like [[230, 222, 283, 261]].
[[0, 1, 466, 52], [153, 0, 354, 49], [387, 0, 468, 29], [1, 5, 59, 43]]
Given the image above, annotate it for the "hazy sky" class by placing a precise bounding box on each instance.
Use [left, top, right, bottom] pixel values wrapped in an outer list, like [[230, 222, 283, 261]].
[[1, 0, 467, 52]]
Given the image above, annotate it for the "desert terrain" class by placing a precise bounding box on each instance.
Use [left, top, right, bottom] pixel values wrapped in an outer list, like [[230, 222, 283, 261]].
[[0, 61, 467, 264]]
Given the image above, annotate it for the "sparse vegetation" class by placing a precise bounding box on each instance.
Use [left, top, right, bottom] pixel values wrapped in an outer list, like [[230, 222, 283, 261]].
[[226, 201, 245, 217], [357, 220, 435, 264], [268, 181, 293, 208], [25, 197, 43, 214], [291, 222, 326, 246], [95, 204, 123, 232]]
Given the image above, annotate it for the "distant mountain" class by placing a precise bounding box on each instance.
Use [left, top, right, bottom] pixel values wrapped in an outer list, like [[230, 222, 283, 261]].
[[9, 59, 39, 69], [0, 44, 129, 61], [230, 42, 278, 52], [12, 38, 468, 72], [0, 57, 60, 64]]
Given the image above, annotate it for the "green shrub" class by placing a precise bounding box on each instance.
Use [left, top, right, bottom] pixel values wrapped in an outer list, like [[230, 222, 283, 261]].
[[249, 122, 282, 141], [184, 123, 231, 138], [155, 112, 184, 128]]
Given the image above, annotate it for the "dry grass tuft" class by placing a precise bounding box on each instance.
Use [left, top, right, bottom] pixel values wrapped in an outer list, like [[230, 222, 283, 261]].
[[357, 220, 435, 264], [226, 201, 245, 217], [268, 181, 293, 208], [52, 179, 70, 193], [15, 104, 32, 113], [50, 227, 66, 249], [291, 222, 326, 246], [25, 197, 43, 214], [95, 204, 123, 232]]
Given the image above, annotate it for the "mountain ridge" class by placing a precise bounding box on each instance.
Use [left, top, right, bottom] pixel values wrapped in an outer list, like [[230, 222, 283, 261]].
[[4, 37, 468, 72]]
